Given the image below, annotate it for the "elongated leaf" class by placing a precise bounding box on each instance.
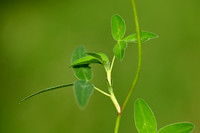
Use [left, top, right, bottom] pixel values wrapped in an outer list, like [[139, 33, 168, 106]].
[[157, 123, 194, 133], [20, 84, 73, 103], [134, 98, 157, 133], [87, 52, 110, 70], [71, 55, 101, 67], [72, 46, 92, 81], [111, 14, 126, 41], [123, 31, 158, 43], [74, 80, 94, 109], [114, 40, 127, 60], [86, 53, 109, 65]]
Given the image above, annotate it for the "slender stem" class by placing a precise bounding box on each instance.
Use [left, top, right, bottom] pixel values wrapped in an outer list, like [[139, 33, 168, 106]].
[[114, 114, 121, 133], [121, 0, 142, 113], [110, 56, 116, 72], [94, 87, 110, 97], [114, 0, 142, 132]]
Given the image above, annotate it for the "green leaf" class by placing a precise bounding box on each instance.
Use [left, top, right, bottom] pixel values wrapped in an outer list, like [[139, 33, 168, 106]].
[[111, 14, 126, 41], [87, 53, 109, 65], [157, 123, 194, 133], [74, 80, 94, 109], [72, 46, 93, 81], [20, 84, 73, 103], [123, 31, 158, 43], [134, 98, 157, 133], [87, 52, 110, 70], [71, 55, 101, 67], [113, 40, 127, 60]]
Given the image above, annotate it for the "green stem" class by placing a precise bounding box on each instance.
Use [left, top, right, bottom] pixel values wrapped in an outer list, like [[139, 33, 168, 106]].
[[110, 56, 116, 72], [121, 0, 142, 113], [114, 114, 121, 133], [114, 0, 142, 132], [94, 86, 111, 97]]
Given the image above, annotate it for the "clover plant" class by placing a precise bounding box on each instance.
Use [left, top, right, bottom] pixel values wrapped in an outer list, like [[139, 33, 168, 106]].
[[21, 0, 194, 132]]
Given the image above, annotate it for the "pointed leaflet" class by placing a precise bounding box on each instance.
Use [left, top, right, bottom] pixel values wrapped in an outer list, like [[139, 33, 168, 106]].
[[74, 80, 94, 109], [86, 52, 110, 70], [114, 40, 127, 61], [20, 84, 73, 103], [157, 123, 194, 133], [86, 53, 109, 65], [134, 98, 157, 133], [71, 55, 101, 67], [111, 14, 126, 41], [72, 46, 92, 81], [123, 31, 158, 43]]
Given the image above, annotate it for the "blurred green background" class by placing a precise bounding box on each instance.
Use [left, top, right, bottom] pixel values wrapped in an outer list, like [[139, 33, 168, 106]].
[[0, 0, 199, 132]]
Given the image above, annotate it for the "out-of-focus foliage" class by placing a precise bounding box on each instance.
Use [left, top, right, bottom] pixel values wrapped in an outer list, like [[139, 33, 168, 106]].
[[0, 0, 200, 133]]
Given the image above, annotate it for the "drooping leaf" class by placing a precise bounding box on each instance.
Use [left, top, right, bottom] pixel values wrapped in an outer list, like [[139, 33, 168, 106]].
[[134, 98, 157, 133], [113, 40, 127, 60], [157, 123, 194, 133], [87, 52, 110, 70], [20, 84, 73, 103], [72, 46, 92, 81], [74, 80, 94, 109], [111, 14, 126, 41], [71, 55, 101, 67], [86, 53, 109, 64], [123, 31, 158, 43]]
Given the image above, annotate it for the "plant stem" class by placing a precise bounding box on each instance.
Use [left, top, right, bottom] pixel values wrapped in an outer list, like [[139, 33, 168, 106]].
[[114, 0, 142, 132], [110, 56, 116, 72], [94, 86, 111, 97], [114, 114, 121, 133], [121, 0, 142, 113]]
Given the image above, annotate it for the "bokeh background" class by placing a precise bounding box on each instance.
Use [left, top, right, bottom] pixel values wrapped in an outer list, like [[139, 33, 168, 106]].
[[0, 0, 199, 132]]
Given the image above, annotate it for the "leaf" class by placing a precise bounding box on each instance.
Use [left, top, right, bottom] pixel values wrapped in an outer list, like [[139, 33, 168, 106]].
[[123, 31, 158, 43], [20, 84, 73, 103], [87, 52, 110, 70], [86, 53, 109, 65], [113, 40, 127, 60], [71, 55, 101, 67], [157, 123, 194, 133], [134, 98, 157, 133], [74, 80, 94, 109], [111, 14, 126, 41], [72, 46, 93, 81]]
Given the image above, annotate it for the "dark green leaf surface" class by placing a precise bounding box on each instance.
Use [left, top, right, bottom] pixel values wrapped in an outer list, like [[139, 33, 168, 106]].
[[87, 52, 110, 70], [157, 123, 194, 133], [134, 98, 157, 133], [111, 14, 126, 41], [20, 84, 73, 103], [72, 46, 92, 81], [114, 41, 127, 60], [87, 53, 109, 65], [74, 80, 94, 109], [71, 55, 101, 67], [123, 31, 158, 43]]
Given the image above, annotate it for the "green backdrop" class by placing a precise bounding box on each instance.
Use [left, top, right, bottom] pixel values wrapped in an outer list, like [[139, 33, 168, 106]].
[[0, 0, 199, 132]]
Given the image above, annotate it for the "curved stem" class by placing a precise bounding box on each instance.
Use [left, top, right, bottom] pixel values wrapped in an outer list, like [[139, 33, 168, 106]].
[[121, 0, 142, 113], [114, 0, 142, 132]]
